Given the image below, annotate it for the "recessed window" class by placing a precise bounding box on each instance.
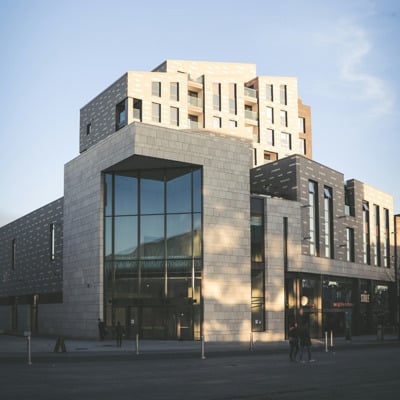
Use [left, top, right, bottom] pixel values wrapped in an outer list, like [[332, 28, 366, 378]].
[[280, 84, 287, 105], [229, 120, 237, 128], [213, 83, 221, 111], [264, 151, 278, 161], [280, 110, 288, 127], [298, 117, 306, 133], [346, 227, 355, 262], [266, 84, 273, 102], [50, 223, 56, 261], [133, 98, 142, 121], [116, 99, 127, 131], [281, 132, 291, 149], [229, 83, 237, 114], [152, 102, 161, 123], [213, 116, 221, 128], [170, 82, 179, 101], [86, 122, 92, 135], [152, 81, 161, 97], [188, 114, 198, 128], [170, 106, 179, 126], [266, 107, 274, 124], [263, 128, 274, 145], [299, 138, 306, 154]]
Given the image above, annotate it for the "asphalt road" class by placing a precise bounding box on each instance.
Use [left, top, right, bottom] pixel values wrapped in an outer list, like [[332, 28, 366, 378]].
[[1, 344, 399, 400]]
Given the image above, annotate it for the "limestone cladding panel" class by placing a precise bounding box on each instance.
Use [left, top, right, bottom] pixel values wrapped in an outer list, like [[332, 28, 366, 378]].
[[64, 123, 252, 339]]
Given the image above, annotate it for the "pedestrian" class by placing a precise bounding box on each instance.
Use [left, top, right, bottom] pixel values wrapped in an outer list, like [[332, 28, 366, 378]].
[[288, 322, 299, 362], [98, 318, 106, 341], [299, 323, 314, 362], [115, 321, 124, 347]]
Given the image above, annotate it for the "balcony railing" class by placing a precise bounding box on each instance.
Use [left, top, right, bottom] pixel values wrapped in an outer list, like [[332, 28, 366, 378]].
[[245, 109, 258, 120], [244, 87, 257, 98], [188, 95, 202, 108]]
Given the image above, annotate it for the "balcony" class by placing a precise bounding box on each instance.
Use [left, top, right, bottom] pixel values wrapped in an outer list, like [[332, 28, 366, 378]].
[[244, 87, 258, 104], [188, 95, 203, 115], [188, 75, 204, 90], [245, 109, 258, 120]]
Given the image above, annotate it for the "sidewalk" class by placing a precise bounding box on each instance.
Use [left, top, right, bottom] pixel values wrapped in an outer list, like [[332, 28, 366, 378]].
[[1, 333, 399, 358]]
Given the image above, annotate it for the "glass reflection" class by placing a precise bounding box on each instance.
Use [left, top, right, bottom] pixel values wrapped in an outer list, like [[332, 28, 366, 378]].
[[115, 173, 138, 216], [193, 169, 202, 213], [114, 216, 138, 258], [104, 174, 113, 217], [140, 215, 164, 259], [141, 170, 164, 214], [167, 169, 191, 213], [167, 214, 192, 258]]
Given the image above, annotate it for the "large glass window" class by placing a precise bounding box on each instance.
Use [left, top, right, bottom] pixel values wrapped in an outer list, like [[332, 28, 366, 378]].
[[363, 202, 370, 264], [140, 215, 164, 259], [115, 173, 138, 215], [115, 216, 138, 258], [167, 169, 191, 213], [141, 170, 164, 214], [324, 186, 333, 259]]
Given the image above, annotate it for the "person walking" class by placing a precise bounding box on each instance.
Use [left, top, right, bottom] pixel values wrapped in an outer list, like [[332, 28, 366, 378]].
[[288, 322, 299, 362], [299, 323, 314, 363], [115, 321, 124, 347]]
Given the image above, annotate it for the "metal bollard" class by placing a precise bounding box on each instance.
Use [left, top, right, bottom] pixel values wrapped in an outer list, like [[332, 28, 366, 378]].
[[136, 333, 139, 355], [325, 331, 328, 352], [24, 331, 32, 365], [201, 335, 206, 360], [330, 330, 335, 353], [249, 332, 254, 351]]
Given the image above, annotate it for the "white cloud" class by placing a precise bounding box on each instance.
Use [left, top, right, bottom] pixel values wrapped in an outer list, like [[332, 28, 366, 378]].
[[319, 19, 394, 117]]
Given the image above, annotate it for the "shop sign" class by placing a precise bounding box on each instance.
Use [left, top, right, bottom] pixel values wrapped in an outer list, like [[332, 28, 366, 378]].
[[333, 302, 353, 308]]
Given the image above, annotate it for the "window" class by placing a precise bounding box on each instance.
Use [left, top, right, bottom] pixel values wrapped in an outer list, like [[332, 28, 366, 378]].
[[229, 83, 237, 114], [188, 90, 200, 107], [50, 223, 56, 261], [116, 99, 127, 131], [188, 114, 198, 128], [373, 205, 381, 266], [11, 239, 16, 270], [229, 120, 237, 128], [213, 116, 221, 128], [299, 138, 306, 155], [280, 84, 287, 105], [213, 82, 221, 111], [346, 227, 355, 262], [133, 98, 142, 121], [170, 106, 179, 126], [308, 181, 319, 256], [362, 201, 370, 264], [383, 208, 390, 267], [280, 110, 288, 127], [298, 117, 306, 133], [86, 123, 92, 135], [264, 151, 278, 161], [281, 132, 291, 149], [265, 129, 274, 145], [152, 81, 161, 97], [170, 82, 179, 101], [323, 186, 333, 258], [152, 102, 161, 123], [266, 107, 274, 124], [251, 197, 265, 332], [266, 84, 273, 102]]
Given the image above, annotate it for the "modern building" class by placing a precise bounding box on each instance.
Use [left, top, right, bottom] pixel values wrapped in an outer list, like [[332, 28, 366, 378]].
[[0, 60, 397, 341]]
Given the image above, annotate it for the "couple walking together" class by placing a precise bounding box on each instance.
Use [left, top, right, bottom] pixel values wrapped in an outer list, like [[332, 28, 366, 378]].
[[288, 322, 314, 363]]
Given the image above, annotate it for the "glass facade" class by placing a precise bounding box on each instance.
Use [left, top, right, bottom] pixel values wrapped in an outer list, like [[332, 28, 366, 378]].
[[104, 167, 202, 340]]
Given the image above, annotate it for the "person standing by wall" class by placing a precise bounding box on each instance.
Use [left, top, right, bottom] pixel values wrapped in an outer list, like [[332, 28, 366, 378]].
[[288, 322, 299, 362]]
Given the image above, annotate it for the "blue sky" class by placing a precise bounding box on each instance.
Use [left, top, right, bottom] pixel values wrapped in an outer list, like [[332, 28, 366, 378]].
[[0, 0, 399, 227]]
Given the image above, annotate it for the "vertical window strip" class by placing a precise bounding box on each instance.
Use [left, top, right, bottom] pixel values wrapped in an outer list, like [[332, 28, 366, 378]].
[[363, 202, 370, 264], [50, 223, 56, 261]]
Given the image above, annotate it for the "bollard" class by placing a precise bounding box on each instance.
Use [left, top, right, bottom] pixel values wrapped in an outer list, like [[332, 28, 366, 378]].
[[201, 335, 206, 360], [330, 330, 334, 353], [325, 331, 328, 352], [249, 332, 254, 351], [136, 333, 139, 355], [25, 332, 32, 365]]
